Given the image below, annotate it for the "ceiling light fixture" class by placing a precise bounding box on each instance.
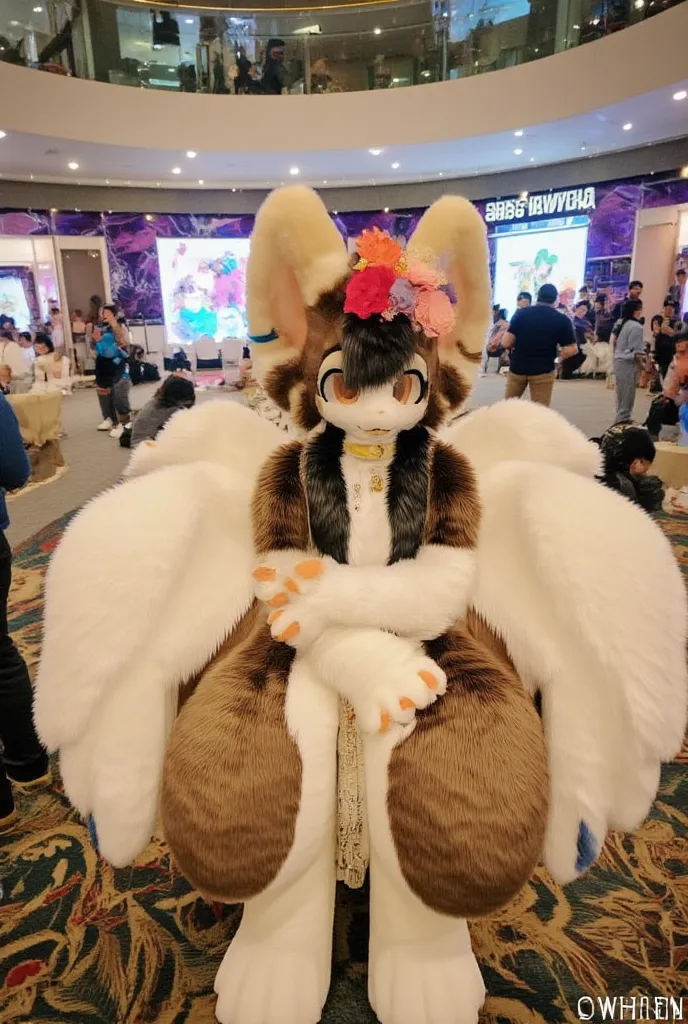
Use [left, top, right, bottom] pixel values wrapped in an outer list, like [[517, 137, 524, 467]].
[[185, 17, 194, 23], [438, 171, 444, 176], [581, 144, 586, 151], [186, 150, 197, 158], [681, 166, 688, 179], [622, 123, 633, 131], [172, 167, 182, 174], [68, 161, 79, 170], [322, 179, 328, 184], [232, 187, 236, 192], [530, 156, 535, 163], [514, 130, 524, 137], [198, 179, 204, 185], [33, 5, 42, 11], [369, 148, 382, 156], [384, 207, 389, 213], [289, 166, 300, 176], [391, 162, 400, 169], [373, 27, 381, 34], [145, 214, 154, 222], [0, 131, 6, 140], [519, 191, 528, 200], [514, 148, 523, 155], [673, 90, 687, 101]]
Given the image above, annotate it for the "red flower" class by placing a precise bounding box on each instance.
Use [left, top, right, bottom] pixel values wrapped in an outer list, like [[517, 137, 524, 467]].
[[6, 959, 44, 988], [344, 265, 396, 320]]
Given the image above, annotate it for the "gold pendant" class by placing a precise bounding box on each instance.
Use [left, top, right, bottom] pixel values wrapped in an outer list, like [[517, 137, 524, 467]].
[[369, 470, 384, 493]]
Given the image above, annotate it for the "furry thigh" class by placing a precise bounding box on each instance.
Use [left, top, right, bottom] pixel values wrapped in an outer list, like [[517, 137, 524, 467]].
[[161, 616, 338, 903], [380, 617, 549, 918]]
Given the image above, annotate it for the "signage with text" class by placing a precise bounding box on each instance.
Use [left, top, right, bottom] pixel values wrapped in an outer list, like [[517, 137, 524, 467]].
[[485, 187, 597, 225]]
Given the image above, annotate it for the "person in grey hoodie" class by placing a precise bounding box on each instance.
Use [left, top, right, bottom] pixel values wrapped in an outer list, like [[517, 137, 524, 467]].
[[613, 299, 645, 425], [128, 375, 196, 449]]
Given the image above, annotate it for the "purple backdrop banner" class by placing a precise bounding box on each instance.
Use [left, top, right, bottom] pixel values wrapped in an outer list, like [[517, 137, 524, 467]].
[[2, 172, 687, 319]]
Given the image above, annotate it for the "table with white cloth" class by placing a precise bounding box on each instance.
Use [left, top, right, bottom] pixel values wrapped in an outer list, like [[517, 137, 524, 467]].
[[7, 391, 65, 483], [652, 441, 688, 490]]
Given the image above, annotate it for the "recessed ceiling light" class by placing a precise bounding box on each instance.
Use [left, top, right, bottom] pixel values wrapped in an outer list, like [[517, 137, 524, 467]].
[[156, 181, 161, 187], [369, 149, 382, 156], [514, 130, 524, 137], [145, 214, 154, 222], [673, 90, 687, 101], [438, 171, 443, 176], [68, 161, 79, 170], [384, 207, 389, 213], [581, 145, 587, 151], [185, 17, 194, 23], [373, 27, 382, 34], [9, 20, 19, 26], [322, 179, 328, 184], [0, 131, 6, 140], [519, 191, 528, 200], [198, 179, 204, 185], [391, 162, 400, 169], [622, 123, 633, 131], [186, 150, 197, 159], [33, 5, 42, 11], [514, 148, 523, 155], [530, 156, 535, 163], [172, 167, 181, 174], [333, 210, 338, 215], [232, 187, 236, 192], [681, 166, 688, 179], [572, 22, 580, 28], [289, 166, 300, 176], [50, 207, 57, 214]]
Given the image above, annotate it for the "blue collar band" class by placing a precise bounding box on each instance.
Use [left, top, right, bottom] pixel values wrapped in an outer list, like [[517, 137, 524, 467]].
[[248, 330, 279, 344]]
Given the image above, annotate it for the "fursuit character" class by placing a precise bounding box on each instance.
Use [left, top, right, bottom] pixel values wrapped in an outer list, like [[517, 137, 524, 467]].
[[34, 188, 687, 1024]]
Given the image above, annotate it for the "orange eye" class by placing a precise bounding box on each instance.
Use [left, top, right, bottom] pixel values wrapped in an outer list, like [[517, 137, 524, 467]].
[[332, 374, 360, 404], [393, 375, 413, 404]]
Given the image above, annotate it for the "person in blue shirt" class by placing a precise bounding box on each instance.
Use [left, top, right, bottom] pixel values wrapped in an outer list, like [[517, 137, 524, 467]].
[[0, 393, 49, 832], [502, 283, 578, 406], [94, 305, 132, 439]]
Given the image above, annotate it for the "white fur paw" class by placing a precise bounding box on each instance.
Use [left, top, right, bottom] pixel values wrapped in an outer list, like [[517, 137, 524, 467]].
[[252, 556, 327, 609], [355, 654, 446, 735], [214, 942, 328, 1024], [266, 593, 327, 650], [369, 945, 485, 1024]]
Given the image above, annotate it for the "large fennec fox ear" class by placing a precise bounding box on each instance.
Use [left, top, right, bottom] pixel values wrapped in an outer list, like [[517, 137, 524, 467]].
[[408, 196, 490, 391], [246, 186, 350, 381]]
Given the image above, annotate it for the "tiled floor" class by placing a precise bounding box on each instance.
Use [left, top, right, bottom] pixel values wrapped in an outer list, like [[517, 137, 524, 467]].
[[5, 374, 652, 548]]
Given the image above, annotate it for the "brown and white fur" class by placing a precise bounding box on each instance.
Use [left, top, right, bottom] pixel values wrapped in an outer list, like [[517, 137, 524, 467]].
[[160, 188, 548, 1024]]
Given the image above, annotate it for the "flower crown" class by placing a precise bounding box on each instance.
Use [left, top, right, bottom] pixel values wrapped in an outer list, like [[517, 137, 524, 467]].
[[343, 228, 457, 339]]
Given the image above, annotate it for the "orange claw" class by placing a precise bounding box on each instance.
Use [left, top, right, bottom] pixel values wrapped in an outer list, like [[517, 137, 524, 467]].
[[267, 609, 284, 626], [295, 560, 325, 580], [277, 622, 300, 643], [419, 671, 438, 691], [267, 592, 289, 608], [253, 566, 276, 582], [399, 697, 415, 710], [379, 710, 392, 733], [284, 577, 300, 594]]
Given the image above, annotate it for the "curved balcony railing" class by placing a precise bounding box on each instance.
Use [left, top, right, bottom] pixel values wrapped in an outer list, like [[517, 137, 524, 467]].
[[0, 0, 684, 94]]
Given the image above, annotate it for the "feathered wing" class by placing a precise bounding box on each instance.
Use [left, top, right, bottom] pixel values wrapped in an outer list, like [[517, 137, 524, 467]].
[[466, 458, 687, 884], [34, 401, 283, 866]]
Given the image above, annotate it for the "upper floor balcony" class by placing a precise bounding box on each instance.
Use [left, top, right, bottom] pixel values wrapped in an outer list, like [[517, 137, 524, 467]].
[[1, 0, 684, 96]]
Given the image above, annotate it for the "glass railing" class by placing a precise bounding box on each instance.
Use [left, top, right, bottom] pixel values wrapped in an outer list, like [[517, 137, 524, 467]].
[[0, 0, 684, 94]]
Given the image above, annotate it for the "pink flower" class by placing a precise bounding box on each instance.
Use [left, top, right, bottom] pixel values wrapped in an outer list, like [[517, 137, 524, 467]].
[[386, 277, 417, 319], [404, 258, 442, 290], [415, 290, 455, 338]]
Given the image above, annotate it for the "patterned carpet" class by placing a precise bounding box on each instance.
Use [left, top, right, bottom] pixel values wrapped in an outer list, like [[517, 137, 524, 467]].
[[1, 512, 686, 1024]]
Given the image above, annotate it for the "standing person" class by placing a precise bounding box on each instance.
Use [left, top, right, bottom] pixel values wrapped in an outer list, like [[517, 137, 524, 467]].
[[612, 280, 643, 322], [651, 312, 675, 382], [130, 375, 196, 449], [94, 307, 131, 438], [560, 300, 590, 379], [49, 306, 64, 348], [668, 268, 686, 314], [481, 305, 508, 374], [71, 309, 87, 375], [261, 38, 288, 95], [501, 283, 578, 406], [516, 291, 532, 309], [0, 393, 49, 831], [613, 299, 645, 424]]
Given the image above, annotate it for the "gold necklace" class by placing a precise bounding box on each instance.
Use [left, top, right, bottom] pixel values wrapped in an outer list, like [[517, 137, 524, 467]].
[[343, 440, 395, 461]]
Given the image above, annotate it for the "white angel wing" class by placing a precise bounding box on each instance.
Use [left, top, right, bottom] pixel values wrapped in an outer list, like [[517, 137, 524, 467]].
[[34, 400, 284, 866], [468, 458, 687, 884], [440, 398, 602, 479]]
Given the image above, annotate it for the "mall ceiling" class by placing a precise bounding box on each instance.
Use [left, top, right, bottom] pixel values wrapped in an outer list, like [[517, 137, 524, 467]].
[[0, 82, 687, 190]]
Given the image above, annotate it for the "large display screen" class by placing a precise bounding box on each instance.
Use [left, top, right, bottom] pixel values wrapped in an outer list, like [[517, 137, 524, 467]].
[[156, 237, 250, 345], [492, 224, 589, 317]]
